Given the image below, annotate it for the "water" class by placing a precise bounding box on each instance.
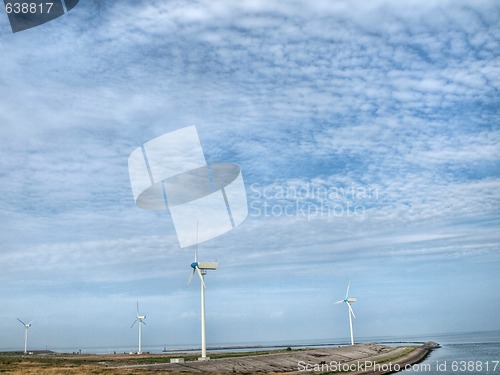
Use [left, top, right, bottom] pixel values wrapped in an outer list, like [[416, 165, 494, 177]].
[[397, 331, 500, 374]]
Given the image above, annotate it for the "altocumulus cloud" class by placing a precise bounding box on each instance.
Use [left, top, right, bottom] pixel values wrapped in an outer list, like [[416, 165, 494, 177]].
[[0, 0, 499, 349]]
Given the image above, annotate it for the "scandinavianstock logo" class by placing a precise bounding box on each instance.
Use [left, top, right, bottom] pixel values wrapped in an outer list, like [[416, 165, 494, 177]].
[[248, 182, 379, 220], [128, 126, 248, 248], [3, 0, 79, 33]]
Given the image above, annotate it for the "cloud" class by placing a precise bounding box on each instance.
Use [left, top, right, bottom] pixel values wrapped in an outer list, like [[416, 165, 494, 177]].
[[0, 0, 499, 349]]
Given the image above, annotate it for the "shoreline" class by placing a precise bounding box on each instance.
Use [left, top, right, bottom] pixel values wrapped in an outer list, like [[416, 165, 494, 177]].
[[0, 342, 439, 374], [338, 342, 440, 375]]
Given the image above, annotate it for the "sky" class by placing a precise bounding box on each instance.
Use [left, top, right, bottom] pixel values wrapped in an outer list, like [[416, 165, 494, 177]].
[[0, 0, 499, 352]]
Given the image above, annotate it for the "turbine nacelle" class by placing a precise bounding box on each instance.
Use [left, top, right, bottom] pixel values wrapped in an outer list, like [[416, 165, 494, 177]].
[[17, 319, 33, 328], [188, 244, 218, 288], [335, 298, 356, 304], [193, 261, 218, 270], [131, 303, 147, 327]]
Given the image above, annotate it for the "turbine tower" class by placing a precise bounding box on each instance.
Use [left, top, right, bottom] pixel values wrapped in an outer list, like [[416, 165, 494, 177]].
[[131, 302, 146, 354], [335, 281, 357, 345], [188, 227, 218, 361], [17, 318, 33, 354]]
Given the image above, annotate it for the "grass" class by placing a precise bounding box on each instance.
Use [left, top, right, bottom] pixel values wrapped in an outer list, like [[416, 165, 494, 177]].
[[0, 348, 298, 374], [376, 345, 419, 364]]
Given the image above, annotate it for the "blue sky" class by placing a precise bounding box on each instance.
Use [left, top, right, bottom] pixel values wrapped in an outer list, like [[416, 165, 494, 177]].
[[0, 0, 499, 351]]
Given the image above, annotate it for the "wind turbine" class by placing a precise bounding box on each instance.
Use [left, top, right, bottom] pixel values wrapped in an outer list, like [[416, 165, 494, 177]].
[[130, 302, 146, 354], [335, 281, 357, 345], [187, 226, 218, 360], [17, 318, 33, 354]]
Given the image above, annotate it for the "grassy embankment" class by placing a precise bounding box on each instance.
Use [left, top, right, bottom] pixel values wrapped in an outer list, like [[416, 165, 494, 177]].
[[0, 349, 293, 374]]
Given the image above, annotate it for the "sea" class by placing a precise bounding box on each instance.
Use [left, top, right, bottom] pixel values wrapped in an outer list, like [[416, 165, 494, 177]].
[[43, 330, 500, 374], [395, 331, 500, 374]]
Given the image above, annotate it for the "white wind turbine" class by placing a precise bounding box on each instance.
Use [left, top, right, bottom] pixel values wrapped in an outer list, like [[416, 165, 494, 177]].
[[130, 302, 146, 354], [187, 226, 218, 360], [17, 318, 33, 354], [335, 281, 357, 346]]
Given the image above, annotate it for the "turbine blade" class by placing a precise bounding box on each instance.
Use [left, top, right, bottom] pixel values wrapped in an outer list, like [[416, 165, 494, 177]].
[[142, 321, 147, 325], [196, 267, 206, 288], [187, 268, 195, 285], [17, 318, 26, 325], [346, 281, 350, 299], [131, 319, 137, 328], [195, 221, 199, 262], [335, 300, 344, 304], [347, 303, 356, 319]]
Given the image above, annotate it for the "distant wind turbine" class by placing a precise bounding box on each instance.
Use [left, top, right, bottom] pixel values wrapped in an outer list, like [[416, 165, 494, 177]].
[[335, 281, 357, 345], [187, 224, 218, 360], [17, 318, 33, 354], [130, 302, 146, 354]]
